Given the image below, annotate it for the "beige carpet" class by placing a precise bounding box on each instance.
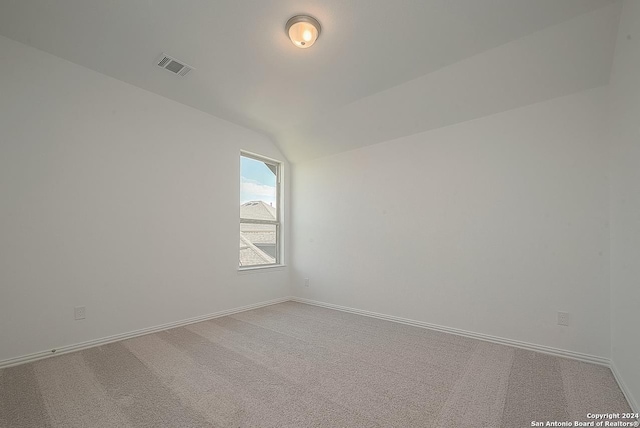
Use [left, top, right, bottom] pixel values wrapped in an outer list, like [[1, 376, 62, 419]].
[[0, 302, 633, 427]]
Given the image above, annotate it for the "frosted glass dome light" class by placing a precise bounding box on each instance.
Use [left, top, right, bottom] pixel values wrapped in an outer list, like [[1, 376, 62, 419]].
[[286, 15, 321, 49]]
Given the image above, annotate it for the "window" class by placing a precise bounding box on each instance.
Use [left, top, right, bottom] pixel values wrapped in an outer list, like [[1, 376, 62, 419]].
[[239, 152, 281, 268]]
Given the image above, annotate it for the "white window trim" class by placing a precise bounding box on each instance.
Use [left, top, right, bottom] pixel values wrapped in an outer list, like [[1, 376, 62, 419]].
[[238, 151, 284, 271], [237, 264, 287, 275]]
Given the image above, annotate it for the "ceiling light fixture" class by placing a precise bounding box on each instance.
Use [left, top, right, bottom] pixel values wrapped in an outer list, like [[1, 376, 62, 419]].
[[286, 15, 321, 49]]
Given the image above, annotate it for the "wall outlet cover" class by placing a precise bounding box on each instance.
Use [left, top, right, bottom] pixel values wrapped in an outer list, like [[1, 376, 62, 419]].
[[557, 311, 570, 326], [74, 306, 86, 320]]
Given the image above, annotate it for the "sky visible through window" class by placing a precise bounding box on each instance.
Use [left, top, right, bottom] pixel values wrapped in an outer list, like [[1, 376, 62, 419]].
[[240, 156, 276, 206]]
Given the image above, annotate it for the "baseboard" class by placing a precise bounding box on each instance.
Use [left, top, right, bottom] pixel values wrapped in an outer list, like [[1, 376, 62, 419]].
[[295, 296, 637, 411], [3, 295, 635, 415], [291, 297, 640, 412], [611, 361, 640, 413], [0, 296, 292, 370], [290, 297, 610, 366]]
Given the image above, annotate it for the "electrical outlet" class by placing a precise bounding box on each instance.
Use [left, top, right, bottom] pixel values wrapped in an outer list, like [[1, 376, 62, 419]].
[[304, 278, 310, 288], [74, 306, 86, 320], [557, 311, 570, 326]]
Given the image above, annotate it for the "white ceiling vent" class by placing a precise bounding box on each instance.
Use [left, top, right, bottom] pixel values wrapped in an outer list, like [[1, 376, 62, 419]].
[[156, 53, 194, 77]]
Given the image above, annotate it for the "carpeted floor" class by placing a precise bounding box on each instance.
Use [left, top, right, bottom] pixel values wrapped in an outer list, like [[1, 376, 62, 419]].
[[0, 301, 633, 427]]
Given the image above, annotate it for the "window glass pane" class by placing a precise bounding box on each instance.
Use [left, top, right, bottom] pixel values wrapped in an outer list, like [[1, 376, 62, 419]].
[[239, 153, 280, 268], [240, 156, 277, 221], [239, 223, 277, 266]]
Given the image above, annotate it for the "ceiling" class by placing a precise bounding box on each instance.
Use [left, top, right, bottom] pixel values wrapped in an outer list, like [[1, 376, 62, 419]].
[[0, 0, 621, 162]]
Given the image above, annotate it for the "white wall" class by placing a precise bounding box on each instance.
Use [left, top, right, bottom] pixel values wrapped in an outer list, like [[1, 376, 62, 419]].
[[0, 35, 290, 363], [292, 87, 610, 358], [608, 0, 640, 412]]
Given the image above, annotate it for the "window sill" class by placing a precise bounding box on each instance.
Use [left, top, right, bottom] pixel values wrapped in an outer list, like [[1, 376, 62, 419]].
[[237, 264, 287, 274]]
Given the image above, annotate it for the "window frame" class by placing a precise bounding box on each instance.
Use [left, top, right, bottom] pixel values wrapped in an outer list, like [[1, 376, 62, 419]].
[[238, 151, 282, 270]]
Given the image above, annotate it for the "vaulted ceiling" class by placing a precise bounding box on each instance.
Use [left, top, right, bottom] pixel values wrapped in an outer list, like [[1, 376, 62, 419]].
[[0, 0, 621, 162]]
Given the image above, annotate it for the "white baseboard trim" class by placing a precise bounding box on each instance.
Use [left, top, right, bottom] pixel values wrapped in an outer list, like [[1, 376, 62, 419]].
[[291, 297, 640, 412], [611, 361, 640, 413], [290, 297, 611, 366], [294, 298, 640, 413], [0, 296, 292, 370], [3, 295, 636, 415]]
